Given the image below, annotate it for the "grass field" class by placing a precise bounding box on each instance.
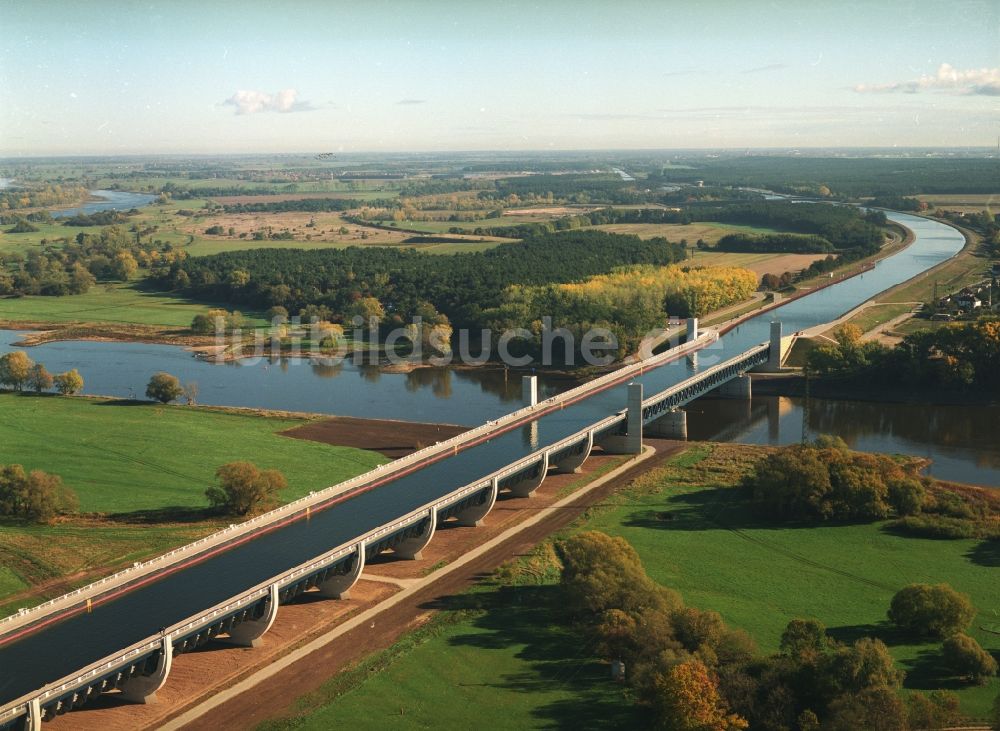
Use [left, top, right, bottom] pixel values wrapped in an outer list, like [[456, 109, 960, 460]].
[[0, 281, 264, 328], [0, 393, 385, 615], [264, 552, 641, 731], [279, 444, 1000, 726], [688, 250, 828, 277], [591, 221, 781, 243], [917, 193, 1000, 215], [578, 445, 1000, 719], [0, 393, 385, 513]]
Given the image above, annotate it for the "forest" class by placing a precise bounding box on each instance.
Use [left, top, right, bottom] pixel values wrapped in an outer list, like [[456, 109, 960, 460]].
[[153, 231, 689, 334], [481, 264, 758, 358]]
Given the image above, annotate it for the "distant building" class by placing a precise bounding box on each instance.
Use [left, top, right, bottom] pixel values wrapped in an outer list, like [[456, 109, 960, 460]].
[[953, 291, 982, 312], [694, 180, 705, 188]]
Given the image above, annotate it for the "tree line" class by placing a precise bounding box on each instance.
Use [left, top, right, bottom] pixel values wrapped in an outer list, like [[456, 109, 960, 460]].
[[0, 351, 83, 395], [153, 230, 688, 333], [481, 264, 758, 359], [808, 320, 1000, 394], [0, 224, 187, 297]]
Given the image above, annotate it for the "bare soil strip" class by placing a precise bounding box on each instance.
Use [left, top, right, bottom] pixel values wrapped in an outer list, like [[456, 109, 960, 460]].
[[282, 417, 468, 459]]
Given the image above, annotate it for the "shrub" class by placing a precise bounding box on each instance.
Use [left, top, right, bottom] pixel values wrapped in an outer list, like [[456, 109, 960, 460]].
[[888, 583, 976, 638], [742, 441, 916, 523], [941, 633, 998, 684], [889, 514, 989, 540]]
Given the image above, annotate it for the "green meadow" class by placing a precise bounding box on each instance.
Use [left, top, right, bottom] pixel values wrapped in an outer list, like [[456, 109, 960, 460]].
[[0, 281, 264, 328], [272, 445, 1000, 727], [0, 393, 386, 614], [0, 393, 385, 513]]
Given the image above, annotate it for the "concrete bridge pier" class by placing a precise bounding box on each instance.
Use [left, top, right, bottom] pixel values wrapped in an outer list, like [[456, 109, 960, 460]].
[[714, 373, 752, 399], [596, 383, 643, 454], [454, 477, 499, 527], [522, 375, 538, 406], [506, 452, 549, 498], [393, 508, 437, 560], [686, 317, 699, 341], [552, 430, 594, 474], [763, 321, 783, 372], [226, 583, 279, 648], [316, 543, 366, 599], [20, 697, 41, 731], [119, 635, 173, 704], [645, 409, 688, 440]]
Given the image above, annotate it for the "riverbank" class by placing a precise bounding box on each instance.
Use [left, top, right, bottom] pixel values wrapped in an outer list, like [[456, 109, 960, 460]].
[[750, 371, 1000, 407], [283, 416, 468, 459]]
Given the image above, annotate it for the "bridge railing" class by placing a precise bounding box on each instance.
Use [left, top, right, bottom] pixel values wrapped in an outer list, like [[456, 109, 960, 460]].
[[641, 342, 770, 414]]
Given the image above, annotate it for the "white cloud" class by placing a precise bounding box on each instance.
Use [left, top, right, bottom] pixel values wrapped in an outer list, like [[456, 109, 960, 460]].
[[854, 63, 1000, 96], [223, 88, 316, 114]]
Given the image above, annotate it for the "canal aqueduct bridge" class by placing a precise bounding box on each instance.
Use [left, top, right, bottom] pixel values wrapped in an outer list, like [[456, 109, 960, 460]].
[[0, 319, 789, 730]]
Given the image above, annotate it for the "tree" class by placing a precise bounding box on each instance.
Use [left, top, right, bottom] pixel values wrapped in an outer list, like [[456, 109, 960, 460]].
[[27, 363, 53, 393], [190, 313, 219, 334], [906, 691, 960, 730], [0, 464, 78, 523], [205, 462, 288, 516], [0, 351, 34, 390], [53, 369, 83, 395], [824, 637, 904, 695], [111, 251, 138, 280], [265, 305, 288, 324], [941, 633, 998, 684], [182, 381, 199, 406], [888, 583, 976, 638], [558, 531, 681, 617], [780, 618, 829, 659], [146, 372, 183, 404], [348, 296, 386, 323], [652, 660, 748, 731], [824, 687, 908, 731]]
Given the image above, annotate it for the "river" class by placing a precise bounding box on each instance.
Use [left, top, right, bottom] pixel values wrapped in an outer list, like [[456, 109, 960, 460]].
[[2, 209, 996, 485], [687, 396, 1000, 487], [50, 189, 156, 218]]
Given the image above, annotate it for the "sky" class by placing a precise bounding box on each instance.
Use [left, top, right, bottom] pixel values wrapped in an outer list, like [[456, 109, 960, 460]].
[[1, 0, 998, 155]]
